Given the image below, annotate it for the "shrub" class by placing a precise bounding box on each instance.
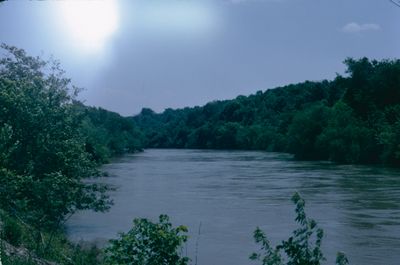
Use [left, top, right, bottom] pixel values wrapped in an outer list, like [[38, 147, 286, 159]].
[[250, 193, 349, 265], [105, 215, 189, 265], [2, 215, 23, 247]]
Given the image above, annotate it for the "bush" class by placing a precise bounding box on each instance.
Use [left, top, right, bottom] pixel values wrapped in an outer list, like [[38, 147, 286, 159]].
[[250, 193, 349, 265], [70, 243, 105, 265], [1, 256, 37, 265], [105, 215, 189, 265], [2, 215, 23, 247]]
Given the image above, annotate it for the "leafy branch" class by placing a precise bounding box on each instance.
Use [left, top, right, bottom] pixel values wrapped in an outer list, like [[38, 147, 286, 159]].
[[250, 192, 349, 265]]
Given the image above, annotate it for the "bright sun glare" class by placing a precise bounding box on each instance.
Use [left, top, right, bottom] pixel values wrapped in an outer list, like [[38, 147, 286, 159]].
[[59, 0, 119, 53]]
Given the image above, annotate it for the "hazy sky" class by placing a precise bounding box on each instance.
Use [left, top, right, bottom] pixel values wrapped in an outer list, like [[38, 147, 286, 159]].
[[0, 0, 399, 115]]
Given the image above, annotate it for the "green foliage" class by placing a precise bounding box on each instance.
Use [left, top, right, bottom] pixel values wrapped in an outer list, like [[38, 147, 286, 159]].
[[0, 44, 112, 237], [0, 44, 144, 264], [0, 44, 137, 262], [250, 193, 349, 265], [2, 214, 23, 247], [0, 211, 105, 265], [134, 80, 341, 151], [343, 58, 400, 116], [315, 101, 378, 163], [69, 243, 105, 265], [336, 252, 349, 265], [133, 58, 400, 166], [288, 103, 331, 160], [105, 215, 189, 265], [75, 103, 144, 163], [1, 255, 37, 265], [377, 117, 400, 164]]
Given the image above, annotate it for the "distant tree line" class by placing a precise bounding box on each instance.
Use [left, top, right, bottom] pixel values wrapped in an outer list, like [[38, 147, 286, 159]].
[[133, 58, 400, 166], [75, 103, 144, 164]]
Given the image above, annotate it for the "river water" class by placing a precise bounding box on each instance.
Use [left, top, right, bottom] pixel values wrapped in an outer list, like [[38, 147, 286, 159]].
[[67, 149, 400, 265]]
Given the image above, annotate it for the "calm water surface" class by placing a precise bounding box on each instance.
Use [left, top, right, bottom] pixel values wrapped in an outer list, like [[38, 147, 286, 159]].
[[67, 149, 400, 265]]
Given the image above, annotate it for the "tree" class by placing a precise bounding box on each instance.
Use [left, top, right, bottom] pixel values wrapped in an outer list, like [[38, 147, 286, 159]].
[[105, 215, 189, 265], [343, 58, 400, 117], [250, 193, 349, 265], [287, 103, 331, 160], [0, 44, 111, 249]]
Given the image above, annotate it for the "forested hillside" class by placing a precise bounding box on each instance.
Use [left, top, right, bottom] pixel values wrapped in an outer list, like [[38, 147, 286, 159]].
[[75, 103, 144, 163], [133, 58, 400, 166]]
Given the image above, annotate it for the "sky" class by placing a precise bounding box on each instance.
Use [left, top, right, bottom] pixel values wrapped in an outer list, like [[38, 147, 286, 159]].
[[0, 0, 399, 116]]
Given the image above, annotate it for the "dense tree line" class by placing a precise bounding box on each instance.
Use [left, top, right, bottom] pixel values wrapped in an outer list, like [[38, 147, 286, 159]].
[[75, 103, 144, 164], [133, 58, 400, 166]]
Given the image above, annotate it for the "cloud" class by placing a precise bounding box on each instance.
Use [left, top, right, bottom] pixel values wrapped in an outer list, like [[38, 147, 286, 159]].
[[341, 22, 380, 33]]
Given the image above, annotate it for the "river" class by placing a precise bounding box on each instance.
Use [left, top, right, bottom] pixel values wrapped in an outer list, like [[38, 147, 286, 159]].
[[67, 149, 400, 265]]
